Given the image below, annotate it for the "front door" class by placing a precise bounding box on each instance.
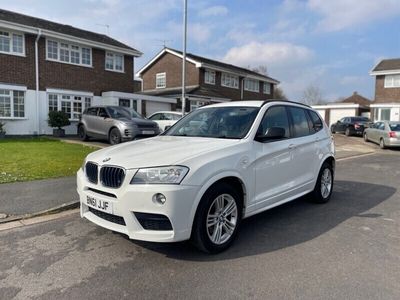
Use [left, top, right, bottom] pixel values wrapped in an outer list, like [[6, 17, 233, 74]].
[[254, 106, 293, 210]]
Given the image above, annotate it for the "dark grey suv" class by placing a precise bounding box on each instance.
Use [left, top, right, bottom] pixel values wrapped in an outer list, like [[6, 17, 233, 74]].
[[77, 106, 160, 144]]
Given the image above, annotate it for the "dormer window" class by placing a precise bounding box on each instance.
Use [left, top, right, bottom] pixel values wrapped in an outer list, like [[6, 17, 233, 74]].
[[244, 79, 259, 92], [204, 69, 216, 85]]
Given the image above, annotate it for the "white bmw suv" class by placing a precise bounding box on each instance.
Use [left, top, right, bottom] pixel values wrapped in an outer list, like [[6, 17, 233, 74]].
[[77, 100, 335, 253]]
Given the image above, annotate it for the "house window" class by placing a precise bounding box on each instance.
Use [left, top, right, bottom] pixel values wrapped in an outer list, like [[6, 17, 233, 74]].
[[244, 79, 259, 92], [204, 70, 216, 85], [0, 89, 25, 118], [0, 30, 24, 55], [105, 52, 124, 72], [48, 93, 92, 120], [46, 39, 92, 66], [263, 82, 271, 94], [221, 73, 239, 89], [384, 74, 400, 88], [156, 72, 166, 89], [119, 99, 130, 107]]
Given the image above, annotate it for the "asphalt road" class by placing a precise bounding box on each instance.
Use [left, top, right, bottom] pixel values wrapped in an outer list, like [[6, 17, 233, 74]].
[[0, 152, 399, 300]]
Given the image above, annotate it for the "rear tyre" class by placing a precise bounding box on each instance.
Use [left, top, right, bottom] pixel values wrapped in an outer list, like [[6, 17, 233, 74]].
[[78, 125, 88, 141], [363, 133, 368, 142], [379, 138, 386, 149], [311, 162, 333, 204], [109, 128, 121, 145], [191, 183, 242, 254], [345, 127, 351, 136]]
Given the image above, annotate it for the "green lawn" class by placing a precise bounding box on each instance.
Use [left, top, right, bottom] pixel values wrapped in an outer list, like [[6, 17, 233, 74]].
[[0, 137, 98, 184]]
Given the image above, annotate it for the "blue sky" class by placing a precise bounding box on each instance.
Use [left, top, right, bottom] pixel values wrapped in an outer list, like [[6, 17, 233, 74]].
[[1, 0, 400, 101]]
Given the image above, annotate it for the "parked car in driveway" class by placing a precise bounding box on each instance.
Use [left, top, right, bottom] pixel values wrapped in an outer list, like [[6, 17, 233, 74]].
[[364, 121, 400, 149], [331, 116, 370, 136], [77, 100, 335, 253], [78, 106, 160, 144], [148, 111, 182, 132]]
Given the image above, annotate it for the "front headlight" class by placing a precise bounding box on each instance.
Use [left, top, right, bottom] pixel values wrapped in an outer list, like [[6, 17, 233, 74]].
[[130, 166, 189, 184]]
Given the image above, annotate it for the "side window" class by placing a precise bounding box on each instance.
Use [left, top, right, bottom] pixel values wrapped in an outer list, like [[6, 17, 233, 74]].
[[98, 108, 108, 118], [378, 123, 385, 130], [308, 110, 323, 133], [288, 107, 311, 137], [258, 106, 290, 139], [149, 113, 161, 121], [86, 107, 97, 116], [172, 114, 181, 120]]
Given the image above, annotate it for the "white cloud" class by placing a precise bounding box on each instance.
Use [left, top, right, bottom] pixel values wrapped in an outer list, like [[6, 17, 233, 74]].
[[223, 42, 314, 68], [198, 5, 228, 17], [308, 0, 400, 32]]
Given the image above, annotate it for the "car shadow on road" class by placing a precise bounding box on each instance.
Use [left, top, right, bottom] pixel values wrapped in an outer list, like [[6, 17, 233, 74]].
[[127, 180, 396, 261]]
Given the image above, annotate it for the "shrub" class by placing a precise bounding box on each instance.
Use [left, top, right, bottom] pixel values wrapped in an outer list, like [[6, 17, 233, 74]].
[[48, 111, 71, 130], [0, 121, 5, 133]]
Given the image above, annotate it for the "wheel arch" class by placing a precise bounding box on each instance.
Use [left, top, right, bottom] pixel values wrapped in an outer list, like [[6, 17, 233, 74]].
[[188, 172, 247, 232]]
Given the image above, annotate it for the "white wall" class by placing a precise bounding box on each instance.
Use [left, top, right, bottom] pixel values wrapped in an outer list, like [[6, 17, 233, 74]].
[[329, 108, 356, 126]]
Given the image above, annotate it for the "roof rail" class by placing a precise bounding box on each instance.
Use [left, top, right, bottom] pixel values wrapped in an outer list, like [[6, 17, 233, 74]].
[[261, 99, 311, 108]]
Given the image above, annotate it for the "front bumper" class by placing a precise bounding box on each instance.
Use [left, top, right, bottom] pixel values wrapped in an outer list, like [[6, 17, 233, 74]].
[[77, 169, 199, 242]]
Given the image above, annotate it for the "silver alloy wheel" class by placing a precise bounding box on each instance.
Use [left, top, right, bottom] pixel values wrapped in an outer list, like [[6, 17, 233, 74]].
[[206, 194, 238, 245], [321, 168, 332, 199]]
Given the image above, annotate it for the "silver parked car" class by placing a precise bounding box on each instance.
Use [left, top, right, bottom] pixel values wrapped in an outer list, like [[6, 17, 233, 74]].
[[78, 106, 160, 144], [364, 121, 400, 149]]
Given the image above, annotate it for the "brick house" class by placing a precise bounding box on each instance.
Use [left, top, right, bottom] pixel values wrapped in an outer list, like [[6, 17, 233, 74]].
[[369, 58, 400, 121], [0, 9, 175, 135], [136, 48, 279, 111]]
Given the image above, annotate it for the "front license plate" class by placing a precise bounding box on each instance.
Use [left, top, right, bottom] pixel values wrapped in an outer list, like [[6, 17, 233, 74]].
[[142, 130, 154, 135], [86, 195, 113, 214]]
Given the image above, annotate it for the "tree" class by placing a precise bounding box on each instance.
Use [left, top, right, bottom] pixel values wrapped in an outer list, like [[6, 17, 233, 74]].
[[251, 65, 268, 76], [273, 87, 287, 100], [302, 85, 324, 105]]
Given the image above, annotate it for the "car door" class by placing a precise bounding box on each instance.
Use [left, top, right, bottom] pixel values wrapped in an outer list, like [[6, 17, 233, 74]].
[[370, 122, 380, 143], [253, 105, 294, 209], [286, 106, 319, 192], [334, 118, 345, 132], [377, 122, 386, 141], [93, 107, 112, 137], [83, 107, 98, 134]]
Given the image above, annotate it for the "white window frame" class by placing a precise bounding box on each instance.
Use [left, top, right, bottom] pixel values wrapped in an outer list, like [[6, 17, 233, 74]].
[[46, 38, 92, 67], [0, 89, 26, 119], [204, 69, 216, 85], [244, 78, 259, 92], [221, 73, 239, 89], [384, 74, 400, 88], [156, 72, 166, 89], [0, 29, 25, 56], [105, 51, 124, 72], [47, 93, 93, 121], [263, 82, 271, 94]]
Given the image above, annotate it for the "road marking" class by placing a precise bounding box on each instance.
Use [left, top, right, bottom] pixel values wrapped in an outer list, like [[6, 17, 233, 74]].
[[336, 152, 376, 162], [0, 209, 79, 232]]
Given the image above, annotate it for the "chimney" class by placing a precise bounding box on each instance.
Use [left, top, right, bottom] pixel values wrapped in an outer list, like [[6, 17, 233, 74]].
[[353, 91, 358, 95]]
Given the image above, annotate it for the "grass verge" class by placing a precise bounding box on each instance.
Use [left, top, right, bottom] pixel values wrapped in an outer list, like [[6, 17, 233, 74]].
[[0, 137, 97, 184]]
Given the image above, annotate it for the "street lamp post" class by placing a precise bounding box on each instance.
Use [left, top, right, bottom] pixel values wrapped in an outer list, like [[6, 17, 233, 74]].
[[181, 0, 187, 117]]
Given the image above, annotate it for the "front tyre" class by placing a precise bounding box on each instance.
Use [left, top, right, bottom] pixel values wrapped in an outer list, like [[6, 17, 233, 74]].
[[191, 183, 242, 253], [311, 162, 333, 204], [345, 127, 351, 136]]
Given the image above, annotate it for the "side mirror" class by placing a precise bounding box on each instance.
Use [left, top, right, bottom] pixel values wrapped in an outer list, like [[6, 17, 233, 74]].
[[255, 127, 286, 142]]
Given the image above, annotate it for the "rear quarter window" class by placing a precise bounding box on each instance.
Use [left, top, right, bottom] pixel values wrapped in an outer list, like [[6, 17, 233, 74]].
[[288, 107, 311, 137], [308, 110, 323, 133]]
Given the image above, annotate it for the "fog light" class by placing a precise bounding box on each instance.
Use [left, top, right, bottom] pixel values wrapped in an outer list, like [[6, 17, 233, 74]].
[[153, 193, 166, 205]]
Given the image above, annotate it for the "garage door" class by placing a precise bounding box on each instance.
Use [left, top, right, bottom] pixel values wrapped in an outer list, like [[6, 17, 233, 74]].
[[145, 101, 172, 117], [329, 108, 356, 126]]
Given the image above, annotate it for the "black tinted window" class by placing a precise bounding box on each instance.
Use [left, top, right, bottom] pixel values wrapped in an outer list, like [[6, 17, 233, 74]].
[[288, 107, 311, 137], [308, 110, 323, 133], [86, 107, 97, 116], [389, 123, 400, 131], [98, 108, 109, 118], [259, 106, 290, 139]]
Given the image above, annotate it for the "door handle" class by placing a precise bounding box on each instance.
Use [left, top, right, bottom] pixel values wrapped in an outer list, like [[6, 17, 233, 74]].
[[288, 144, 296, 149]]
